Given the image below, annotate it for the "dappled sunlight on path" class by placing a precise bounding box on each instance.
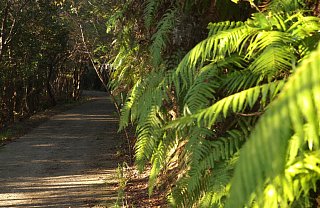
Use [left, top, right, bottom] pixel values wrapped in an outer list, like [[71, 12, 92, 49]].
[[0, 92, 122, 207], [0, 172, 118, 207]]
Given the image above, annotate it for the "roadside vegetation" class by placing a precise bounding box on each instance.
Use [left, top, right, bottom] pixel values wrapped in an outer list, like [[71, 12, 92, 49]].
[[104, 0, 320, 207], [1, 0, 320, 207]]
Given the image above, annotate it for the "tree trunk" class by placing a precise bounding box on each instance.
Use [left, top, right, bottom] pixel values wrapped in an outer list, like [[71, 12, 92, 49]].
[[47, 64, 56, 106], [0, 1, 10, 62]]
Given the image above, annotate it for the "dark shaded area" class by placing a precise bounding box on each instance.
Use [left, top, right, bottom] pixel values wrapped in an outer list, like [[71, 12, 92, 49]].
[[81, 66, 106, 91]]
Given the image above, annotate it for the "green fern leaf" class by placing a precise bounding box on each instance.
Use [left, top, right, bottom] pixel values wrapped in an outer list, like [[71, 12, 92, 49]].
[[150, 9, 176, 67], [167, 81, 284, 130], [135, 106, 164, 171], [144, 0, 161, 29], [207, 21, 244, 37], [226, 44, 320, 208]]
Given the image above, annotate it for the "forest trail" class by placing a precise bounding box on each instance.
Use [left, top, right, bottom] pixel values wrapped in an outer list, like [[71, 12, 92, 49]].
[[0, 91, 122, 207]]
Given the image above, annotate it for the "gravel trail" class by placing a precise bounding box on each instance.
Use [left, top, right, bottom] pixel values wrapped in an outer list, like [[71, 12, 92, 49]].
[[0, 91, 121, 207]]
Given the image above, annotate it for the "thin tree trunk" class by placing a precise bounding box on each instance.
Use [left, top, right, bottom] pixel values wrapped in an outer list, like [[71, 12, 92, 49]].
[[0, 1, 10, 62], [47, 64, 56, 106]]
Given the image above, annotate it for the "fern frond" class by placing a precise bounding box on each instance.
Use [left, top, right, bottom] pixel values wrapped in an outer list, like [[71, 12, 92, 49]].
[[144, 0, 161, 29], [226, 44, 320, 208], [248, 45, 294, 80], [148, 139, 165, 195], [245, 12, 320, 56], [287, 14, 320, 39], [285, 151, 320, 197], [171, 12, 320, 98], [172, 24, 251, 94], [150, 9, 176, 67], [169, 121, 250, 207], [168, 81, 285, 130], [119, 70, 166, 130], [207, 21, 244, 37], [135, 105, 164, 171], [170, 161, 232, 208], [108, 44, 144, 98], [105, 1, 132, 33], [245, 31, 293, 59], [182, 64, 219, 114], [199, 185, 229, 208], [221, 69, 262, 94], [184, 55, 246, 114], [261, 0, 305, 12], [118, 79, 145, 130], [168, 127, 211, 206], [198, 81, 283, 128]]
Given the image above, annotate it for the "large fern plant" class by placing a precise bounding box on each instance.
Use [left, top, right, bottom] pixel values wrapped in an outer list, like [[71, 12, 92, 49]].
[[162, 10, 318, 206], [111, 0, 320, 207], [226, 42, 320, 208]]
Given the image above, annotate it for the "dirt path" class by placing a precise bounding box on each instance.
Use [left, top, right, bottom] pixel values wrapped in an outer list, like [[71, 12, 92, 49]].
[[0, 91, 122, 208]]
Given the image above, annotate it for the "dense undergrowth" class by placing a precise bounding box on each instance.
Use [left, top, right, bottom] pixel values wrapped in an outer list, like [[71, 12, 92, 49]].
[[101, 0, 320, 207]]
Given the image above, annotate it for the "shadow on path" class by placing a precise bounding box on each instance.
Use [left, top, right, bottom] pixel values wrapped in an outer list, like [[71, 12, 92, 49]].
[[0, 92, 122, 207]]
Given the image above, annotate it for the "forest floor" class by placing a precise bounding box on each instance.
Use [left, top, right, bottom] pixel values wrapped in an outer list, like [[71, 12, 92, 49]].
[[0, 91, 123, 207]]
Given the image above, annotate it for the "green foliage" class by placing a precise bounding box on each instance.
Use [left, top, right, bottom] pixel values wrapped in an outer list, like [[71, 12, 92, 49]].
[[150, 8, 176, 67], [0, 1, 86, 127], [105, 0, 132, 33], [261, 0, 306, 12], [144, 0, 162, 29], [170, 81, 285, 130], [226, 43, 320, 208], [108, 0, 320, 207], [169, 126, 248, 207], [115, 162, 130, 207]]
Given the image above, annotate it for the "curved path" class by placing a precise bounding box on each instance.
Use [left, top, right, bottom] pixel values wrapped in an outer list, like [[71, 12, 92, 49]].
[[0, 91, 121, 207]]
